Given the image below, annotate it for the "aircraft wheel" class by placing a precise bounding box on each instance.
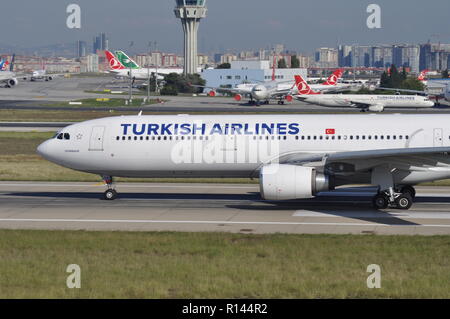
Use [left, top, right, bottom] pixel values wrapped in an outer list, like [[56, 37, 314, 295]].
[[395, 193, 413, 210], [400, 185, 416, 199], [372, 194, 388, 209], [103, 189, 118, 200]]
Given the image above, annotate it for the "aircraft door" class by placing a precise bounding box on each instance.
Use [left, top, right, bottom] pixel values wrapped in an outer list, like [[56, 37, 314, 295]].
[[433, 128, 443, 147], [89, 126, 105, 151]]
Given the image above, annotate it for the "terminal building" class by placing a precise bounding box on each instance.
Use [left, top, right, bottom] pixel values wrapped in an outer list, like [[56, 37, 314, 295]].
[[200, 60, 307, 88]]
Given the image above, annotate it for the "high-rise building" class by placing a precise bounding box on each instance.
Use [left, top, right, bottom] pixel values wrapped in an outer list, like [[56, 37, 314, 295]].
[[315, 48, 338, 68], [338, 45, 352, 67], [351, 45, 372, 68], [174, 0, 207, 75], [93, 33, 108, 54], [76, 40, 87, 58]]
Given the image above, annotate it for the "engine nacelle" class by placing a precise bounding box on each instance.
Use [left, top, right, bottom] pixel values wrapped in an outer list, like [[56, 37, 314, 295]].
[[259, 164, 331, 200], [234, 94, 242, 101], [208, 90, 216, 97], [368, 105, 384, 112], [47, 76, 53, 81], [7, 78, 18, 87], [285, 95, 293, 102]]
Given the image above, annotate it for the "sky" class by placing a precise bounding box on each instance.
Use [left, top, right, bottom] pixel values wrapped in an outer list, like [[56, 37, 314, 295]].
[[1, 0, 450, 54]]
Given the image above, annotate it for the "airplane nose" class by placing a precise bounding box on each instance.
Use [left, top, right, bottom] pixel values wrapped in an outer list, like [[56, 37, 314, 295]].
[[36, 140, 51, 159]]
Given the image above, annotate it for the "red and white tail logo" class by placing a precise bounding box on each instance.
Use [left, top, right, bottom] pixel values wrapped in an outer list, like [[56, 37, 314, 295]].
[[323, 68, 343, 86], [418, 69, 429, 81], [2, 61, 9, 71], [294, 75, 320, 95], [105, 50, 125, 70]]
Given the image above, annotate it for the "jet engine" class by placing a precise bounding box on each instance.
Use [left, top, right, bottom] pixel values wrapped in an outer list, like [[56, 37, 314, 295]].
[[208, 90, 216, 97], [259, 164, 332, 200], [7, 78, 18, 87], [47, 76, 53, 81], [368, 105, 384, 112], [234, 94, 242, 101], [285, 95, 293, 102]]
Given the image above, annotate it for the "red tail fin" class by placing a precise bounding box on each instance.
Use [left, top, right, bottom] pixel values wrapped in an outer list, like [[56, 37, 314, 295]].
[[322, 68, 343, 86], [295, 75, 320, 95], [105, 50, 125, 70], [418, 69, 429, 81]]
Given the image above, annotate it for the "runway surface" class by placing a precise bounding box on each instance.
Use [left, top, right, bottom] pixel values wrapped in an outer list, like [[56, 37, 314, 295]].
[[1, 182, 450, 235]]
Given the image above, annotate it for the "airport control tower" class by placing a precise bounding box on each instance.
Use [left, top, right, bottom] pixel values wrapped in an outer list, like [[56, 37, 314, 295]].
[[174, 0, 207, 75]]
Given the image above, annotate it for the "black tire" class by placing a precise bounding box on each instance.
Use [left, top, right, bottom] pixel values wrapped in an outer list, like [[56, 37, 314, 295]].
[[395, 193, 413, 210], [400, 185, 416, 199], [373, 194, 388, 209], [103, 189, 117, 200]]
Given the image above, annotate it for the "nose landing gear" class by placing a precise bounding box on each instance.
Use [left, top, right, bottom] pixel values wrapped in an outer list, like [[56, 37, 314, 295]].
[[102, 175, 118, 200]]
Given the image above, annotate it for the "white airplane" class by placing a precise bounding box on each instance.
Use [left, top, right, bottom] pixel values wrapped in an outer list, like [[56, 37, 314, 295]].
[[105, 50, 183, 80], [197, 58, 298, 106], [295, 75, 435, 112], [37, 113, 450, 210], [0, 59, 18, 88], [305, 69, 355, 92], [23, 69, 55, 82], [0, 70, 18, 88], [202, 68, 348, 106]]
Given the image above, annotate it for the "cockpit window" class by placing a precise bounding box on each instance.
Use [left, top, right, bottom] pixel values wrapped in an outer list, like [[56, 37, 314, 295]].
[[64, 133, 70, 140], [57, 133, 63, 140]]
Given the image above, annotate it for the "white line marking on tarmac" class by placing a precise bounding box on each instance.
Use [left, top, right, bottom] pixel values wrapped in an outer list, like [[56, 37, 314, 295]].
[[293, 210, 450, 219], [0, 218, 449, 228]]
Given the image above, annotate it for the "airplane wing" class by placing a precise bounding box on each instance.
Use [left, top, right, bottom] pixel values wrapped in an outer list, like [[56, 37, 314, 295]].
[[189, 84, 249, 95], [377, 87, 427, 95], [270, 88, 295, 98], [275, 146, 450, 175]]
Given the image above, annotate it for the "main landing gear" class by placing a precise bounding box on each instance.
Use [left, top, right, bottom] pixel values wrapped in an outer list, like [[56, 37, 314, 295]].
[[372, 186, 415, 210], [102, 175, 118, 200]]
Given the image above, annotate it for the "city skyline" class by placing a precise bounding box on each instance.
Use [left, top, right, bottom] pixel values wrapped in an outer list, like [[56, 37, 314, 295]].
[[0, 0, 449, 55]]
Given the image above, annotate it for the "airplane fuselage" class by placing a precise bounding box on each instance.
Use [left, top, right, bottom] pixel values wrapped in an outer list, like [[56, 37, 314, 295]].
[[300, 94, 435, 109], [37, 114, 450, 186]]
